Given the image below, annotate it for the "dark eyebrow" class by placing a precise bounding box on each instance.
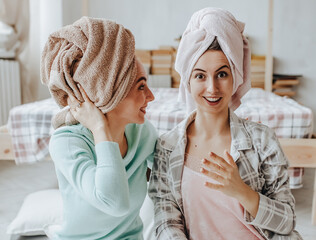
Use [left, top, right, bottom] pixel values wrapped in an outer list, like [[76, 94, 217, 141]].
[[192, 65, 230, 73], [137, 77, 146, 83], [216, 65, 230, 72], [192, 68, 206, 73]]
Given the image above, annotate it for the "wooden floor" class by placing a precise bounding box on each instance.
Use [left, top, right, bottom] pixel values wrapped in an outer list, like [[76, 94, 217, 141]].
[[293, 168, 316, 239]]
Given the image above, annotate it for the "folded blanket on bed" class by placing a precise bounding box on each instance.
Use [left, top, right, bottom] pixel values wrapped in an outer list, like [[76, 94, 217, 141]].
[[175, 7, 251, 112], [41, 17, 137, 129]]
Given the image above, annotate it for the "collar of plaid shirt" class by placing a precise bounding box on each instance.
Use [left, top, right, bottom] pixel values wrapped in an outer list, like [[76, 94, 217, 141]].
[[161, 110, 253, 160], [158, 110, 255, 213]]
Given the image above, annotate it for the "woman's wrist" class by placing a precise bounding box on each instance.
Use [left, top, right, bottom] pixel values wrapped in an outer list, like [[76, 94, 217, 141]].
[[91, 125, 106, 134], [237, 184, 260, 218], [92, 128, 113, 144]]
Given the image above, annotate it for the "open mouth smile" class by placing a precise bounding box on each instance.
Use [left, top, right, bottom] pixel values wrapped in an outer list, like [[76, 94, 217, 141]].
[[140, 107, 147, 114], [203, 96, 222, 104]]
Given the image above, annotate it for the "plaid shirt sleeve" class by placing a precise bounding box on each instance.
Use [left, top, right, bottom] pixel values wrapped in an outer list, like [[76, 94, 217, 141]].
[[148, 138, 188, 240], [245, 127, 301, 239]]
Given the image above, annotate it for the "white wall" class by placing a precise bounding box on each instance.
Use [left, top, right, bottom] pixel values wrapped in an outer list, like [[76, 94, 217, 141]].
[[273, 0, 316, 134], [27, 0, 63, 102], [62, 0, 316, 133], [89, 0, 268, 55], [62, 0, 82, 27]]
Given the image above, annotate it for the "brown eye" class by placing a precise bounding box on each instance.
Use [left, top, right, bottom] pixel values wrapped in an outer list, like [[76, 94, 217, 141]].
[[217, 72, 228, 78], [138, 81, 147, 90], [195, 73, 204, 79]]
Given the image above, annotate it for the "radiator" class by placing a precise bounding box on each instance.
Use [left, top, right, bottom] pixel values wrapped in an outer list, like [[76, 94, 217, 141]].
[[0, 59, 21, 125]]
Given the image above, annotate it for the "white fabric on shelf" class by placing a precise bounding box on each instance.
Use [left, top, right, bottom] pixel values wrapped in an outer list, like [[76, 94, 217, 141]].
[[0, 21, 18, 50]]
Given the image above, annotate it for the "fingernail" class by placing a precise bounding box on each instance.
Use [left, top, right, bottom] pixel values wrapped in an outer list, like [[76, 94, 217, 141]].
[[202, 159, 206, 164], [200, 168, 204, 173]]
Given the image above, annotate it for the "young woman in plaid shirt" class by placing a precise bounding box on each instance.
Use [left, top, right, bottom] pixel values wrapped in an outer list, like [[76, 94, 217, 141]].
[[149, 8, 302, 240]]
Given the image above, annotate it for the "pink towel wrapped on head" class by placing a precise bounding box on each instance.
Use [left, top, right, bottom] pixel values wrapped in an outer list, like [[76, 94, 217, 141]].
[[41, 17, 137, 129], [175, 7, 251, 113]]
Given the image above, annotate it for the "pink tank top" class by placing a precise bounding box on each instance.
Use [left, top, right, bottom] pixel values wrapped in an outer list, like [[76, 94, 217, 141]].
[[181, 163, 265, 240]]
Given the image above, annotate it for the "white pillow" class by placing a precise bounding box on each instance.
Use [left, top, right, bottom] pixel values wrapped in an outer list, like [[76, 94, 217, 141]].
[[7, 188, 155, 239], [7, 189, 63, 236]]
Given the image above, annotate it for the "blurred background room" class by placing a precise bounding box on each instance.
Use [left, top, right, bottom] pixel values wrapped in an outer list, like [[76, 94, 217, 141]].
[[0, 0, 315, 239]]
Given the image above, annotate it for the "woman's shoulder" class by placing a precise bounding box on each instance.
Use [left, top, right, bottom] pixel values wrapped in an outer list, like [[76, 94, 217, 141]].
[[157, 112, 196, 151], [241, 118, 276, 140], [242, 118, 271, 133], [157, 119, 188, 151], [143, 119, 158, 136], [50, 124, 94, 150], [127, 119, 158, 139], [237, 116, 286, 161], [51, 124, 91, 138], [230, 111, 274, 139], [49, 124, 95, 162]]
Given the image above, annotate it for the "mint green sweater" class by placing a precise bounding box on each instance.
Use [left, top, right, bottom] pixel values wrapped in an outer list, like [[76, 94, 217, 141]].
[[49, 120, 157, 240]]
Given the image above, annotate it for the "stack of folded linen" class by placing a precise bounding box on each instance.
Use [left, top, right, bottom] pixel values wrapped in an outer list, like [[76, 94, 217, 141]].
[[0, 21, 19, 59]]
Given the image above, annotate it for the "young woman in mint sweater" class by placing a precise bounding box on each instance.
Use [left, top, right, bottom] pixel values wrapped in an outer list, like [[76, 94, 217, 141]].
[[42, 17, 157, 240]]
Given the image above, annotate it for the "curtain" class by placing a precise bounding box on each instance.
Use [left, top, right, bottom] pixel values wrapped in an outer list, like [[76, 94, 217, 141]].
[[0, 0, 33, 103], [0, 0, 63, 104]]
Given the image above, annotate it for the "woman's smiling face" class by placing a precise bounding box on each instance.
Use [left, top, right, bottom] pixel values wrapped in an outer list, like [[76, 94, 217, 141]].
[[189, 50, 233, 115], [109, 62, 154, 125]]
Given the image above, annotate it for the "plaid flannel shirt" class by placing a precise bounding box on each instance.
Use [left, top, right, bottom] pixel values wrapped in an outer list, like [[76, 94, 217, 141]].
[[148, 111, 302, 240]]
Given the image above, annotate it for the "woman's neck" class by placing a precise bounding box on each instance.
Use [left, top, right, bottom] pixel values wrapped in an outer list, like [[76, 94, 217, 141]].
[[192, 108, 230, 139], [105, 114, 128, 157], [106, 118, 126, 144]]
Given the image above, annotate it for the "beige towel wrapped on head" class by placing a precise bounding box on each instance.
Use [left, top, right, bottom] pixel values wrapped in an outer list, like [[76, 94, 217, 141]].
[[41, 17, 137, 129]]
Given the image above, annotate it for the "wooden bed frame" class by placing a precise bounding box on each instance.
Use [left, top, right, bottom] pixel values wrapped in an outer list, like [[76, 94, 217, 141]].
[[1, 124, 316, 225]]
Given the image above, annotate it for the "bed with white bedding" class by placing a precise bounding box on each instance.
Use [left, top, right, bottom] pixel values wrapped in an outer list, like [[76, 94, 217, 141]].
[[4, 88, 313, 186]]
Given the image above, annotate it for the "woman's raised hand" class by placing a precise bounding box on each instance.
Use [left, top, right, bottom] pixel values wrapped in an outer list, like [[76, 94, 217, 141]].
[[68, 84, 113, 142], [200, 151, 246, 199], [200, 150, 259, 217]]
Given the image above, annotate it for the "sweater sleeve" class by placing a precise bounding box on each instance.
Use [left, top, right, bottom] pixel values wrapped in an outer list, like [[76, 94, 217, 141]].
[[49, 130, 130, 217]]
